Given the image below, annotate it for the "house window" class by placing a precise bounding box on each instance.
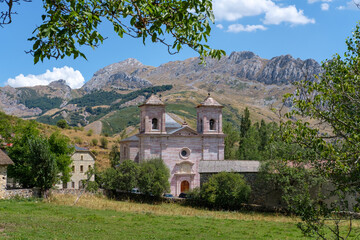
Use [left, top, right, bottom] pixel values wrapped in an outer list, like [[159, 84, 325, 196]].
[[72, 166, 75, 173], [79, 181, 83, 189], [200, 119, 203, 132], [81, 155, 84, 160], [71, 182, 75, 188], [80, 165, 83, 173], [63, 182, 67, 189], [152, 118, 158, 130], [88, 165, 91, 171], [209, 119, 215, 130]]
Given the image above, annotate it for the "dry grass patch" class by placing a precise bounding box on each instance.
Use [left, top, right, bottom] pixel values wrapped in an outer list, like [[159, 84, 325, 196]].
[[48, 193, 296, 223]]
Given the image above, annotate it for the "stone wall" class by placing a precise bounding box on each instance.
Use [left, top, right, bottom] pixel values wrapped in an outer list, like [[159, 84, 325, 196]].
[[2, 188, 40, 199], [0, 166, 7, 198], [51, 188, 104, 195]]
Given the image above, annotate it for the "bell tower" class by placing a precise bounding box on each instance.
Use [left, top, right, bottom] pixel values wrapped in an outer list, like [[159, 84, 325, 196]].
[[139, 95, 166, 134], [196, 93, 223, 134]]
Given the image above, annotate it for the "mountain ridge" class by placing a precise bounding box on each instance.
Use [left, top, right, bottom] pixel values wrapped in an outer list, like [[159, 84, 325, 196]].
[[0, 51, 322, 135]]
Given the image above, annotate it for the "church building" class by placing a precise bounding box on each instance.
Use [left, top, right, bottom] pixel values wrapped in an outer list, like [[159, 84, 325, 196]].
[[120, 94, 226, 196]]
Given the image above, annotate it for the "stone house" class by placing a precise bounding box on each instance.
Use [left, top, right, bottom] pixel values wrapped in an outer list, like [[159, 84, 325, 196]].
[[58, 146, 95, 189], [0, 149, 14, 198], [120, 94, 249, 196]]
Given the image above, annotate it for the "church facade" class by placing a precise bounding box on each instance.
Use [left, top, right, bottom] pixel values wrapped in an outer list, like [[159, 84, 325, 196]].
[[120, 94, 225, 196]]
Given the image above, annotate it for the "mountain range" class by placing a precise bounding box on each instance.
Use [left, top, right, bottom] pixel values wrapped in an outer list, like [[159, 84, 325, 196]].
[[0, 51, 322, 136]]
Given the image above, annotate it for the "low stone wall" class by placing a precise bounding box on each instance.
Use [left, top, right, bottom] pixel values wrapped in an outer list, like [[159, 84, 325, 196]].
[[51, 189, 104, 195], [2, 188, 40, 199]]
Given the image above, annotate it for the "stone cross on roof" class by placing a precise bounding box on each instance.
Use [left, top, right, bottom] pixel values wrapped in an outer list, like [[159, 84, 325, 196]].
[[141, 94, 165, 106], [197, 93, 223, 107]]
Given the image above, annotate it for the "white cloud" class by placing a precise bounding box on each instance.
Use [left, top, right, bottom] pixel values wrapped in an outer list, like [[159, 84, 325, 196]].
[[308, 0, 332, 3], [216, 24, 224, 29], [321, 3, 330, 10], [264, 5, 315, 25], [227, 24, 267, 32], [213, 0, 315, 26], [7, 66, 84, 89]]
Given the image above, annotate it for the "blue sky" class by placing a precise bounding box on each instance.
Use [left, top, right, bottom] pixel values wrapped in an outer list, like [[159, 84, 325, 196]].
[[0, 0, 359, 89]]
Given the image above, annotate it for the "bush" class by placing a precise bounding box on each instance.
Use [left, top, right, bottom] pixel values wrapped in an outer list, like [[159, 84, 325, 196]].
[[87, 129, 93, 136], [56, 119, 68, 129], [91, 138, 98, 146], [138, 159, 170, 197], [100, 137, 108, 149], [200, 172, 251, 210], [86, 181, 99, 192], [74, 136, 82, 144]]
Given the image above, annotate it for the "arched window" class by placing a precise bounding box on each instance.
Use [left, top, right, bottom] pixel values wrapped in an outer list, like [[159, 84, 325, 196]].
[[209, 119, 215, 130], [152, 118, 158, 130]]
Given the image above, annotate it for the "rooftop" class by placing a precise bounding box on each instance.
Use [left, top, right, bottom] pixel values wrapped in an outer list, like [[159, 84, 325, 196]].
[[165, 113, 181, 129], [74, 145, 90, 151], [199, 160, 260, 173], [0, 149, 14, 165], [120, 135, 139, 142], [197, 93, 223, 107], [140, 94, 165, 106]]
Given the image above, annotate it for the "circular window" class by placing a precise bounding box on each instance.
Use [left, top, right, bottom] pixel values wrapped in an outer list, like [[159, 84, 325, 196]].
[[181, 150, 187, 157], [180, 148, 190, 159]]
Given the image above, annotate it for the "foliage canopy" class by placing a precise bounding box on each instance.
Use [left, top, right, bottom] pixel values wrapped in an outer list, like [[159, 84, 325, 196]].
[[267, 23, 360, 239], [1, 1, 225, 63]]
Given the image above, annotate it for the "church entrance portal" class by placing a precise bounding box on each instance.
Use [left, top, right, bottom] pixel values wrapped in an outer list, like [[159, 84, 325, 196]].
[[181, 180, 190, 193]]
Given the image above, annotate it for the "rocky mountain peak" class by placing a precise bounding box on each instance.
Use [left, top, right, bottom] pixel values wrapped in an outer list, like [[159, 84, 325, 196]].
[[48, 79, 70, 89], [119, 58, 144, 67], [229, 51, 258, 63]]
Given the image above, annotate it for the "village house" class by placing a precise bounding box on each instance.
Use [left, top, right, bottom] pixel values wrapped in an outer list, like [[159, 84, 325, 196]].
[[120, 94, 260, 196], [0, 149, 14, 198], [58, 146, 95, 189]]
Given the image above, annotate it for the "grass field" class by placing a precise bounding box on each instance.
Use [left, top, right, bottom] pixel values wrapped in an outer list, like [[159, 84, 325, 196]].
[[0, 195, 306, 240], [0, 194, 358, 239]]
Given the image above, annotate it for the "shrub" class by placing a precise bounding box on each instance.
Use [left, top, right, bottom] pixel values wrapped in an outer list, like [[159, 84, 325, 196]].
[[56, 119, 68, 129], [87, 129, 93, 136], [91, 138, 98, 146], [74, 136, 82, 144], [100, 137, 108, 149], [86, 181, 99, 192], [200, 172, 251, 210], [138, 159, 170, 197]]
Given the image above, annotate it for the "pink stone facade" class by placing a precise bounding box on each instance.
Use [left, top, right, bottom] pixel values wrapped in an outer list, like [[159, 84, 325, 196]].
[[120, 95, 225, 196]]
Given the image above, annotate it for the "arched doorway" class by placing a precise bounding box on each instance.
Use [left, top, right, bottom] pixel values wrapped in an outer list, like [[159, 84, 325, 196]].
[[181, 180, 190, 193]]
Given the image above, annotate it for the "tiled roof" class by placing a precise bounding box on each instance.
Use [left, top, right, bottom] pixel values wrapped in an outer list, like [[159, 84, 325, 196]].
[[197, 94, 223, 107], [165, 114, 181, 129], [74, 145, 89, 151], [167, 126, 198, 135], [0, 149, 14, 165], [199, 160, 260, 173], [142, 95, 165, 106], [120, 135, 139, 142]]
